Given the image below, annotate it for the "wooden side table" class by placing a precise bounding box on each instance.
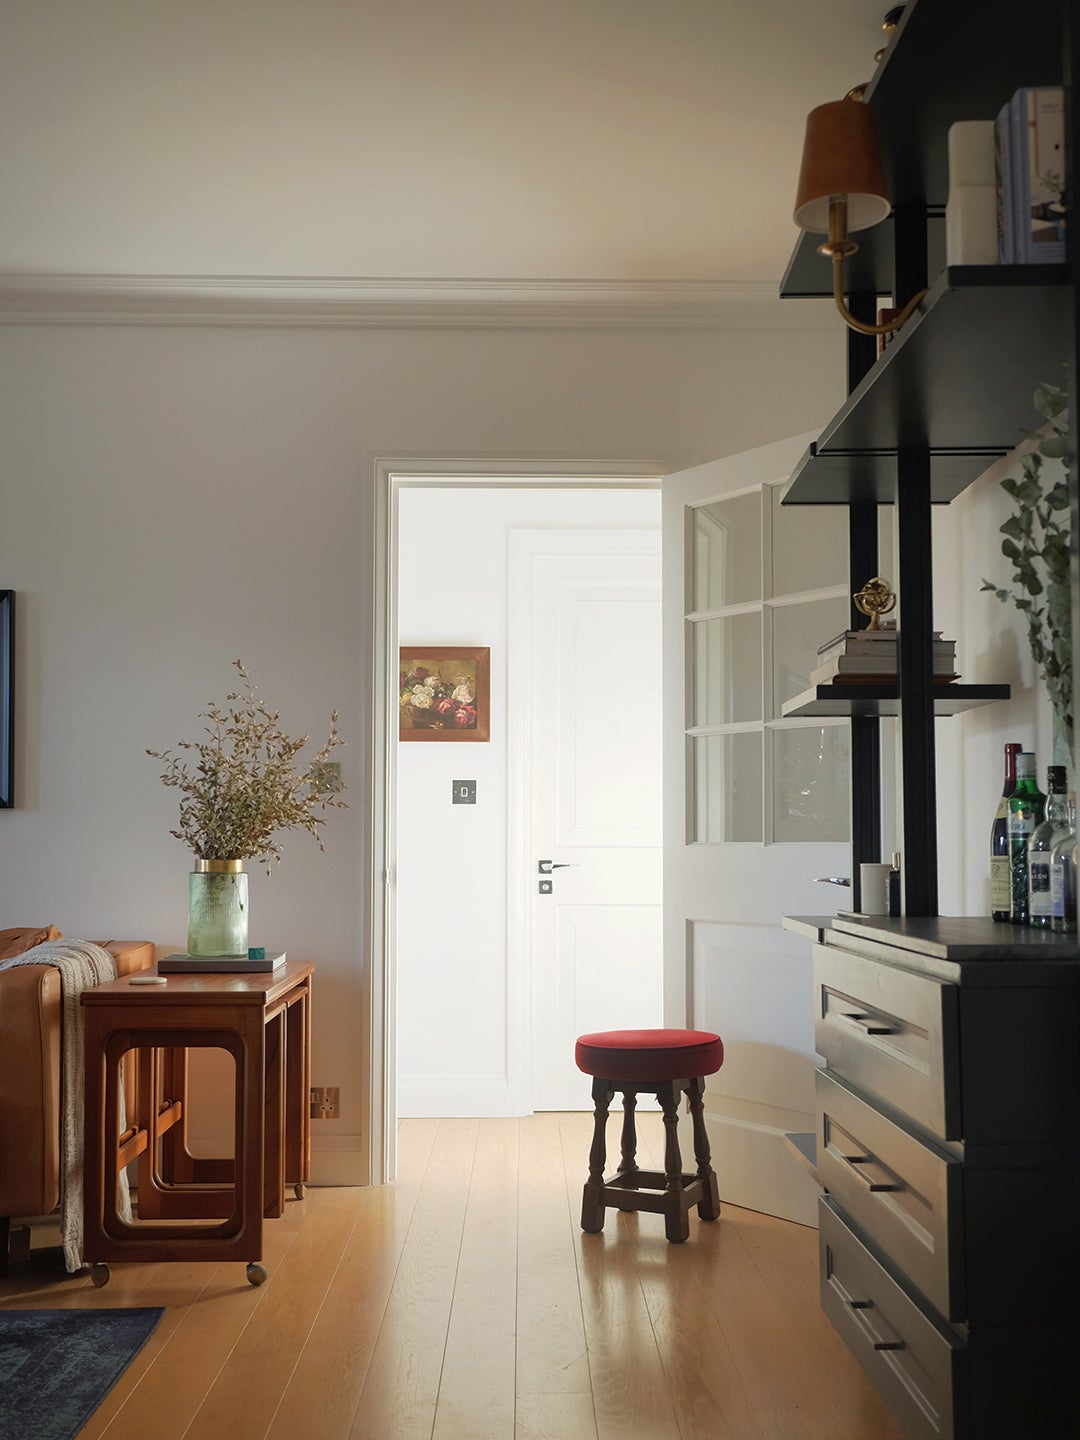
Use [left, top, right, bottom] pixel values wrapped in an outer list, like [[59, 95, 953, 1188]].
[[81, 961, 313, 1286]]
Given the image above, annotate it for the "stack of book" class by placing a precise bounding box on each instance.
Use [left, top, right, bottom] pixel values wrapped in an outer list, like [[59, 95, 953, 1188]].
[[810, 624, 958, 687]]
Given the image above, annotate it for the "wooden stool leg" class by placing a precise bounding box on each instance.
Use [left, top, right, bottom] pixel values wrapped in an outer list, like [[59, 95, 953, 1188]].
[[687, 1077, 721, 1221], [614, 1089, 640, 1208], [581, 1077, 612, 1233], [659, 1081, 689, 1243]]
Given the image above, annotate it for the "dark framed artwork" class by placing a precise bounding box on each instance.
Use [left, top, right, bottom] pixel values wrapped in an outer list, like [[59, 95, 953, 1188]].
[[1, 591, 12, 808], [399, 646, 490, 742]]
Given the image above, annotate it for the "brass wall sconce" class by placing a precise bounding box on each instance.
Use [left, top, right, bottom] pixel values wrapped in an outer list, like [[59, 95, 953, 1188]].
[[793, 96, 926, 338]]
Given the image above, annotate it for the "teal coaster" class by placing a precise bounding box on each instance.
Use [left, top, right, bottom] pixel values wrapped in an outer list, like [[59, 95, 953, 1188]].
[[248, 947, 265, 960]]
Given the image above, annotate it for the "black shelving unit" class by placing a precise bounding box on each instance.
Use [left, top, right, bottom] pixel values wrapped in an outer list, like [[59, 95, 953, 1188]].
[[776, 4, 1080, 1436], [778, 0, 1070, 918], [783, 268, 1069, 505]]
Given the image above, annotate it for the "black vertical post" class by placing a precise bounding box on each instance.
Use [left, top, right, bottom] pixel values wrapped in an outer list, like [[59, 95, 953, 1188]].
[[846, 299, 881, 914], [893, 200, 937, 917], [1065, 3, 1079, 918]]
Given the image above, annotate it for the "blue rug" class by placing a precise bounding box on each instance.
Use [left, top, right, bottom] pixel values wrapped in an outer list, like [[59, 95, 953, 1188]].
[[0, 1307, 164, 1440]]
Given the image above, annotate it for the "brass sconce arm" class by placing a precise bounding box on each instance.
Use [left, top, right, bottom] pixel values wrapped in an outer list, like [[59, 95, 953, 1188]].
[[819, 199, 928, 337]]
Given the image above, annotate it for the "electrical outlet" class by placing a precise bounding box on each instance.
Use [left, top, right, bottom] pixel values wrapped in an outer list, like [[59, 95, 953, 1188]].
[[310, 1086, 340, 1119], [311, 761, 344, 795]]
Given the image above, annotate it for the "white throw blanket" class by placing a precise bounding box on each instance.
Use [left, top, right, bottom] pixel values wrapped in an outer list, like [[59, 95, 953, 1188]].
[[0, 938, 132, 1271]]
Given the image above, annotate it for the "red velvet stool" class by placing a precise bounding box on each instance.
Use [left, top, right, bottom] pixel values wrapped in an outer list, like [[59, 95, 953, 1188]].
[[575, 1028, 723, 1244]]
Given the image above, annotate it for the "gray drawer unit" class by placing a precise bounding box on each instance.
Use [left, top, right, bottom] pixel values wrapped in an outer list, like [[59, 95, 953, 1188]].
[[816, 1070, 962, 1322], [787, 914, 1080, 1438], [819, 1198, 963, 1440], [813, 941, 960, 1140]]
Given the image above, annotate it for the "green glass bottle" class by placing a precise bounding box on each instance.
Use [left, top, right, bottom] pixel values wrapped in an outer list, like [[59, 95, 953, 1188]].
[[1007, 753, 1046, 924]]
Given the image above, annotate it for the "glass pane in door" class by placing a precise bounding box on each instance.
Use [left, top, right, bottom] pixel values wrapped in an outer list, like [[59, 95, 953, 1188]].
[[693, 492, 761, 611], [772, 725, 850, 842], [771, 596, 850, 711], [693, 614, 762, 725], [693, 732, 763, 842], [770, 487, 848, 596]]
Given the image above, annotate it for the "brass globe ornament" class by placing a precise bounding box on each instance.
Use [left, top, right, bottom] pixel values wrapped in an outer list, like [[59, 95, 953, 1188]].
[[853, 576, 897, 630]]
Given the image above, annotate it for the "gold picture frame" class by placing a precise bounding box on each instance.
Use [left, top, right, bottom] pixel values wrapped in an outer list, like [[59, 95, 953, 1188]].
[[399, 646, 490, 742]]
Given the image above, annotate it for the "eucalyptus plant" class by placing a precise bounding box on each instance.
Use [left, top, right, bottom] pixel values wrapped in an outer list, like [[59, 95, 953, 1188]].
[[981, 381, 1072, 757]]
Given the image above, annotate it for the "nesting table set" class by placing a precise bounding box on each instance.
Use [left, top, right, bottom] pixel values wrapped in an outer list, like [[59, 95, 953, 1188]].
[[81, 961, 313, 1286]]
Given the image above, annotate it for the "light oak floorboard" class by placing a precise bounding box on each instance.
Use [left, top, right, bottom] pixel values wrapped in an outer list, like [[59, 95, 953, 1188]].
[[431, 1118, 519, 1440], [345, 1118, 479, 1439], [515, 1113, 592, 1398], [0, 1115, 902, 1440], [265, 1118, 439, 1440]]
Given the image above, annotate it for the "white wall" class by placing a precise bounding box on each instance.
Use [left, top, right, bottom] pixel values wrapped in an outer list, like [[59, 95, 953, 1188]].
[[395, 485, 661, 1117], [933, 441, 1060, 917], [0, 314, 845, 1180]]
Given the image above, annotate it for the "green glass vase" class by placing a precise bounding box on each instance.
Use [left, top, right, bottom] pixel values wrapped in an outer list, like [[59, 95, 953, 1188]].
[[187, 859, 248, 956]]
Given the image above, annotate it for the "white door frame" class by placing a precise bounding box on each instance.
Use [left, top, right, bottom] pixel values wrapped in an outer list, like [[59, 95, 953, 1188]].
[[366, 456, 666, 1184]]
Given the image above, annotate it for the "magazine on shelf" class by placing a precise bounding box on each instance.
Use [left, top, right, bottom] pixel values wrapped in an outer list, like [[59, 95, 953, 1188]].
[[996, 86, 1066, 264]]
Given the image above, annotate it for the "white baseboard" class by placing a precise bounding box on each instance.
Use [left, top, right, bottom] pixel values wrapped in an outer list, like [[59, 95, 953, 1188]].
[[310, 1132, 368, 1187], [396, 1077, 526, 1118]]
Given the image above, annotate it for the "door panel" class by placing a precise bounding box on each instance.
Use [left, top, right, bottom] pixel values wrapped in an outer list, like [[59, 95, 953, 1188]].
[[514, 529, 664, 1111], [664, 433, 849, 1225]]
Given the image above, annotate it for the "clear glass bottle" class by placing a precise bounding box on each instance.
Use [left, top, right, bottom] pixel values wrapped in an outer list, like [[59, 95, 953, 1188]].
[[1050, 792, 1078, 934], [1028, 765, 1069, 928], [1008, 752, 1046, 924], [990, 742, 1023, 921]]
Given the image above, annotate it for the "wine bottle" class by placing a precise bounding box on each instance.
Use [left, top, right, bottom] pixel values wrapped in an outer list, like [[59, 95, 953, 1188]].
[[1051, 792, 1077, 934], [1028, 765, 1069, 928], [990, 742, 1023, 921], [1008, 753, 1046, 924]]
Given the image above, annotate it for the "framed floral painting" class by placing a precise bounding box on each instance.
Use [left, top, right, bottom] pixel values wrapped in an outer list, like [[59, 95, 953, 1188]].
[[399, 646, 490, 742]]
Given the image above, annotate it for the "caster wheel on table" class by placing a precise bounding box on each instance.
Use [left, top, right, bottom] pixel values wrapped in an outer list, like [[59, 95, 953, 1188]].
[[246, 1263, 268, 1286], [90, 1263, 110, 1288], [293, 1182, 306, 1200]]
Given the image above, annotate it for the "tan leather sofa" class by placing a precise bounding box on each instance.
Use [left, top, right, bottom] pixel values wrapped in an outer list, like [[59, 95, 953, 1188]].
[[0, 938, 154, 1266]]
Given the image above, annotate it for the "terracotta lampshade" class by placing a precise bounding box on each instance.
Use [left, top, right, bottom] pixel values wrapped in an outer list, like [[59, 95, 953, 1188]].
[[793, 98, 892, 234]]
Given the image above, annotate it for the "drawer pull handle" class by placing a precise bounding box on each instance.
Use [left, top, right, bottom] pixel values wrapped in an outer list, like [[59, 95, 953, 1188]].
[[849, 1299, 874, 1310], [873, 1341, 906, 1352], [846, 1154, 903, 1194], [844, 1011, 897, 1036]]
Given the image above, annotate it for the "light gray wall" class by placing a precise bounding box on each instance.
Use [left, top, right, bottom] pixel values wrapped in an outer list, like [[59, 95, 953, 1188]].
[[0, 315, 845, 1179]]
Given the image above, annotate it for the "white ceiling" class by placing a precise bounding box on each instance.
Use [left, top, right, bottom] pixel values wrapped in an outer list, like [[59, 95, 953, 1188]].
[[0, 0, 890, 284]]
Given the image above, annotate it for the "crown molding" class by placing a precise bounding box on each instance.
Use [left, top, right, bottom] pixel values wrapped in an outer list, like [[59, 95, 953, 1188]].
[[0, 273, 836, 331]]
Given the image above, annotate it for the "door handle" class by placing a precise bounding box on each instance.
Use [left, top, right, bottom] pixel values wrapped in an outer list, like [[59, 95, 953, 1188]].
[[538, 860, 577, 874]]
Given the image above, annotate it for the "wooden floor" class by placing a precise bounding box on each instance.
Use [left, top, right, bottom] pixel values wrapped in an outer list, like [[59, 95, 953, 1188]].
[[1, 1114, 902, 1440]]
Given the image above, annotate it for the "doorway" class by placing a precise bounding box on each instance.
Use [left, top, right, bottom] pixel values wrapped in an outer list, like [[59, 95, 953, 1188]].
[[372, 464, 664, 1179]]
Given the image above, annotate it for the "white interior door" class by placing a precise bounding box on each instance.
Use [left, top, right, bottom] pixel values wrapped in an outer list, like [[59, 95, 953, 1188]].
[[663, 433, 853, 1226], [512, 528, 663, 1111]]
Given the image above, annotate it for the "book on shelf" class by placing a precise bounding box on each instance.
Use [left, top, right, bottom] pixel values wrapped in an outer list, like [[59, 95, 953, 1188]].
[[158, 950, 287, 974], [809, 654, 959, 687], [996, 86, 1066, 264], [817, 629, 953, 660], [816, 623, 900, 653]]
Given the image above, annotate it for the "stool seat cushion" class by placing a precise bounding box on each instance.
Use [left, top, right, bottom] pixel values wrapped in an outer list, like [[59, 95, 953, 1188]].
[[575, 1028, 723, 1082]]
